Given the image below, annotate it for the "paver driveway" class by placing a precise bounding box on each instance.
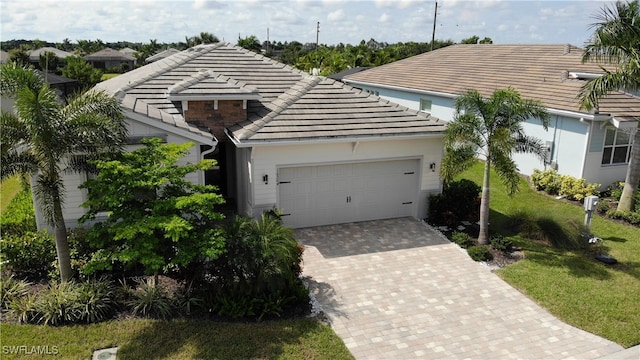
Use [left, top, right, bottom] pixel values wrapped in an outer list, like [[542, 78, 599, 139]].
[[296, 217, 623, 359]]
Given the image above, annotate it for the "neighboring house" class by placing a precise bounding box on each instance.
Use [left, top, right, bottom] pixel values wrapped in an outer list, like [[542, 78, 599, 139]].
[[343, 44, 640, 189], [85, 48, 135, 71], [119, 47, 138, 57], [327, 66, 370, 82], [145, 48, 180, 63], [44, 43, 445, 230], [35, 70, 80, 99], [28, 47, 74, 64]]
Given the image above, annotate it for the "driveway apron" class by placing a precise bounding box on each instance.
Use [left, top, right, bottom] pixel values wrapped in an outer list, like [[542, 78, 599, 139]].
[[296, 217, 623, 359]]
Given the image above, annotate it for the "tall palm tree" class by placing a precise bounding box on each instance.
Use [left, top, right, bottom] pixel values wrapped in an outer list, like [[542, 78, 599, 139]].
[[580, 0, 640, 212], [442, 88, 550, 245], [1, 63, 127, 282]]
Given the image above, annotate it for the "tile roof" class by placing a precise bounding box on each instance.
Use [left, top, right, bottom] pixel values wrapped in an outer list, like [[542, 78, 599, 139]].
[[344, 44, 640, 124], [85, 48, 136, 61], [96, 43, 445, 144], [28, 47, 74, 61], [146, 48, 180, 63]]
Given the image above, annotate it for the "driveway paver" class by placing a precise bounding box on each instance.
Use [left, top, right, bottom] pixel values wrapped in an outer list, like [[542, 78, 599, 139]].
[[297, 217, 624, 359]]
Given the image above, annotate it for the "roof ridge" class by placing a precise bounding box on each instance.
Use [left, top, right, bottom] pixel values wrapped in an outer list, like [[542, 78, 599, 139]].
[[231, 76, 322, 140], [117, 43, 223, 94]]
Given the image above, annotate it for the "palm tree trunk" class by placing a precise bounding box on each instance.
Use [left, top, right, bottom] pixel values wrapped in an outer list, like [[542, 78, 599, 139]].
[[53, 196, 73, 282], [617, 129, 640, 212], [478, 159, 491, 245]]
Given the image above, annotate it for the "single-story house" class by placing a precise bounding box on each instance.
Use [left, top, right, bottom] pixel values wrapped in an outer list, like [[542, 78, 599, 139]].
[[343, 44, 640, 189], [46, 43, 445, 230], [28, 47, 74, 63], [85, 48, 135, 71]]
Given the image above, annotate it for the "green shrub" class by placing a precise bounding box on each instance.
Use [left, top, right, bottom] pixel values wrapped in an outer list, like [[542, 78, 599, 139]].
[[450, 231, 475, 249], [428, 179, 481, 226], [531, 169, 561, 194], [7, 293, 38, 324], [607, 181, 625, 201], [76, 278, 118, 323], [559, 175, 600, 201], [126, 278, 174, 320], [606, 209, 640, 226], [531, 169, 600, 201], [1, 275, 30, 310], [467, 245, 493, 262], [490, 234, 513, 252], [0, 231, 56, 280], [201, 214, 309, 320], [35, 282, 83, 325], [0, 189, 36, 236]]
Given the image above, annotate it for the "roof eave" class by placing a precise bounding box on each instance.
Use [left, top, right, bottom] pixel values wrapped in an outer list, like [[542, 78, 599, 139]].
[[226, 130, 445, 148]]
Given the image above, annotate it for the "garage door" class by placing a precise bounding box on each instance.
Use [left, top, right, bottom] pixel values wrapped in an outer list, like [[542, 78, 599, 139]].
[[277, 159, 419, 228]]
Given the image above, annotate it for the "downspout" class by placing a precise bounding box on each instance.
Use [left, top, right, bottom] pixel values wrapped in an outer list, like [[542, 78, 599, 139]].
[[200, 144, 216, 184], [549, 114, 559, 170]]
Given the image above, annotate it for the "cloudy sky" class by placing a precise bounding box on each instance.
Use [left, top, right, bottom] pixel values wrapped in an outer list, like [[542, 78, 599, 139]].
[[1, 0, 611, 47]]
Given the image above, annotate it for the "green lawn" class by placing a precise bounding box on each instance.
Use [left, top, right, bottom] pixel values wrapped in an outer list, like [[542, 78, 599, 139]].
[[0, 318, 353, 360], [101, 73, 120, 81], [0, 175, 22, 215], [459, 162, 640, 348]]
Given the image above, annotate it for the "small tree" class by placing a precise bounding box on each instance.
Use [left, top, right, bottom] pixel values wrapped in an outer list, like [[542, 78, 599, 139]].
[[79, 139, 225, 282], [442, 88, 550, 245], [60, 56, 103, 89]]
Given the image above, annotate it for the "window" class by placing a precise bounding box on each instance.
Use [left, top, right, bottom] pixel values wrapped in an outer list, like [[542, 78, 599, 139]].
[[602, 128, 633, 165], [420, 99, 432, 113]]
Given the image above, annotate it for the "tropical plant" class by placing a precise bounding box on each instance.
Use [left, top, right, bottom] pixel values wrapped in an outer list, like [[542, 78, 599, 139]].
[[126, 277, 173, 319], [441, 88, 550, 244], [79, 139, 225, 280], [60, 56, 103, 89], [580, 0, 640, 212], [0, 63, 127, 282]]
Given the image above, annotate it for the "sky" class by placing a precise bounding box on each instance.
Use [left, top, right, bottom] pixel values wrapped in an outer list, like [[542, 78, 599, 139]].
[[1, 0, 612, 47]]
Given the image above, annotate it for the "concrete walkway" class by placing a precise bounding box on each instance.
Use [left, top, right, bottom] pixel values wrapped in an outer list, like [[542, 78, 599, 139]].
[[297, 218, 624, 359]]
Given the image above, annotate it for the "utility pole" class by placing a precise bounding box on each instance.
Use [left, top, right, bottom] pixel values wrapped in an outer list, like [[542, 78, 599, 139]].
[[266, 27, 270, 54], [431, 1, 438, 51], [315, 21, 320, 70], [316, 21, 320, 51]]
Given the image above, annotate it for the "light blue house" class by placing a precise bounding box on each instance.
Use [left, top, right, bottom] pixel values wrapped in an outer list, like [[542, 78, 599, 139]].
[[343, 44, 640, 189]]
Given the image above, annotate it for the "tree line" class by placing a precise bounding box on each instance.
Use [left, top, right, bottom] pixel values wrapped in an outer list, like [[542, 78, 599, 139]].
[[2, 34, 492, 79]]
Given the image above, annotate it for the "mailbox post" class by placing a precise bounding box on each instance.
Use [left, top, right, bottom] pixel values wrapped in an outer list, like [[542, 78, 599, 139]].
[[584, 195, 599, 230]]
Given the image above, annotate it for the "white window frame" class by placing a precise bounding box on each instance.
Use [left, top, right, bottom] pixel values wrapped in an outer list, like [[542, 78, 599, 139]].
[[602, 127, 633, 165], [419, 98, 432, 114]]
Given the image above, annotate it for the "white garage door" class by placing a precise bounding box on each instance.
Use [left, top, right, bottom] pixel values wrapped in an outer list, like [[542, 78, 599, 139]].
[[277, 159, 419, 228]]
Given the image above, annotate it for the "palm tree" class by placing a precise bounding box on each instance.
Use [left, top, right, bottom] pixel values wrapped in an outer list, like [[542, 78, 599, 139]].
[[580, 0, 640, 212], [0, 63, 127, 282], [442, 88, 550, 245]]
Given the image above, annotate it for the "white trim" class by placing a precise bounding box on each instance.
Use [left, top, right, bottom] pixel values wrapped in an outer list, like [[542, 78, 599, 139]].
[[125, 110, 217, 145], [611, 116, 639, 129], [167, 94, 261, 101], [225, 129, 445, 148], [344, 79, 458, 100]]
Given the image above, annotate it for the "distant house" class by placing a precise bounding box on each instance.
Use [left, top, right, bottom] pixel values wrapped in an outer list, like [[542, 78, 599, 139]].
[[119, 47, 138, 57], [28, 47, 74, 63], [84, 48, 135, 71], [35, 70, 79, 99], [145, 48, 180, 63], [39, 43, 446, 230], [344, 44, 640, 189]]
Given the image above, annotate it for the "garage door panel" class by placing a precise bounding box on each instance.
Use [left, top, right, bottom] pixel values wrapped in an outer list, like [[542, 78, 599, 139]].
[[278, 159, 419, 228]]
